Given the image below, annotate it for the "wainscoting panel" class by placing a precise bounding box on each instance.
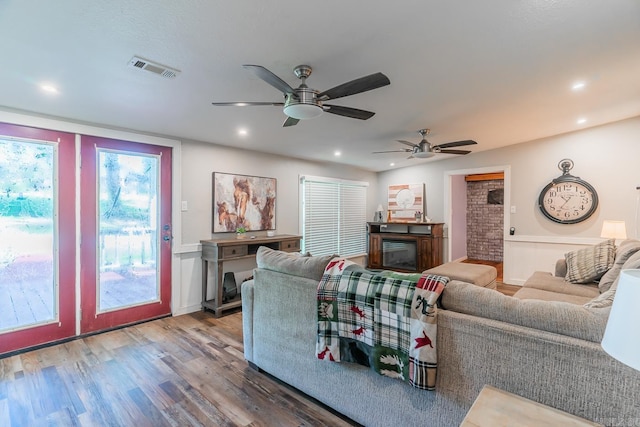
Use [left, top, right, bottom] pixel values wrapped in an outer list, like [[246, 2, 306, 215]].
[[503, 235, 602, 285]]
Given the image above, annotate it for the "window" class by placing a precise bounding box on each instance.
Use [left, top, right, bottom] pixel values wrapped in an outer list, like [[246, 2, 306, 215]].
[[300, 175, 368, 257]]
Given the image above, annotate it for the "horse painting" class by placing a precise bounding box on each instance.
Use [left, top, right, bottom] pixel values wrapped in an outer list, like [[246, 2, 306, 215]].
[[212, 172, 276, 233], [216, 201, 237, 231], [253, 194, 275, 230]]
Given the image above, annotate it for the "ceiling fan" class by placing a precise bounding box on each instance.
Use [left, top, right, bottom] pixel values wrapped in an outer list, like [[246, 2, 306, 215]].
[[212, 64, 390, 127], [373, 129, 477, 159]]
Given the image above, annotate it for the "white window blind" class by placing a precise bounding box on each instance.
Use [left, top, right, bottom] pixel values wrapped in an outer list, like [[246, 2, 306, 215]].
[[301, 175, 368, 257]]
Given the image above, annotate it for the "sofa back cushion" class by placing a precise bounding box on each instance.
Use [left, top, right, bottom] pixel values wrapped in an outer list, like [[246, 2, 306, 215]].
[[256, 246, 334, 281], [442, 280, 610, 342], [598, 239, 640, 292], [564, 239, 615, 284]]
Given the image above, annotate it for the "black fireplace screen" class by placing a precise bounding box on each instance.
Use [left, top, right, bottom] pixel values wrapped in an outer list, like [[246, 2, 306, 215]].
[[382, 239, 417, 270]]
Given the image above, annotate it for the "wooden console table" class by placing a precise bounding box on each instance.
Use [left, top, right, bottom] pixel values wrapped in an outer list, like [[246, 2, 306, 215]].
[[367, 222, 443, 272], [461, 385, 603, 426], [200, 234, 301, 317]]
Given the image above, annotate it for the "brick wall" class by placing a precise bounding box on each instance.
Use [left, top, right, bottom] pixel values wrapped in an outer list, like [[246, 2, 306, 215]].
[[466, 180, 504, 262]]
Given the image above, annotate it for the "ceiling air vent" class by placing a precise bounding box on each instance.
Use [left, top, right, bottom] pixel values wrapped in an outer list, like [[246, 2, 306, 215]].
[[128, 56, 180, 79]]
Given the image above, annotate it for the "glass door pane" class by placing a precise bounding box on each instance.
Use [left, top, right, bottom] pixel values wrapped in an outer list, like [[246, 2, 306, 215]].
[[98, 149, 159, 312], [0, 138, 56, 331], [0, 122, 75, 356], [80, 135, 171, 334]]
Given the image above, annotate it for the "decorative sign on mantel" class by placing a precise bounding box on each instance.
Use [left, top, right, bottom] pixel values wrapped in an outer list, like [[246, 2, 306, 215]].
[[388, 183, 425, 222]]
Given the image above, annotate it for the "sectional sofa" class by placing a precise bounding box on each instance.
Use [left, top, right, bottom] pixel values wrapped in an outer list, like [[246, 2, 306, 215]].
[[241, 246, 640, 426]]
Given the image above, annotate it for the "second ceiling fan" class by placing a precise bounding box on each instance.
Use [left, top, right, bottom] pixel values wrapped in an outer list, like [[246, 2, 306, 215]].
[[212, 64, 390, 127], [374, 129, 477, 158]]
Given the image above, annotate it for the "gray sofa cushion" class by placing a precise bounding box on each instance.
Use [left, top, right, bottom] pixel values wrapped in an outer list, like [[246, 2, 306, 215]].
[[520, 271, 600, 298], [255, 246, 334, 281], [598, 239, 640, 292], [441, 280, 610, 342], [514, 287, 595, 305]]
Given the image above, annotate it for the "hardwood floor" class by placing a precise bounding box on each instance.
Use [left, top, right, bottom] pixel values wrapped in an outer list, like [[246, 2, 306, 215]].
[[0, 259, 522, 426], [0, 311, 355, 427]]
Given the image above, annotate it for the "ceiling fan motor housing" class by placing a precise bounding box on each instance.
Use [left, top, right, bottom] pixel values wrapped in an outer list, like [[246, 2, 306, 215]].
[[283, 86, 323, 119]]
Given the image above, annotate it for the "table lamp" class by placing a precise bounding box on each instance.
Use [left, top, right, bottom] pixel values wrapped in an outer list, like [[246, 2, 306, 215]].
[[374, 204, 384, 222], [600, 220, 627, 241], [601, 269, 640, 371]]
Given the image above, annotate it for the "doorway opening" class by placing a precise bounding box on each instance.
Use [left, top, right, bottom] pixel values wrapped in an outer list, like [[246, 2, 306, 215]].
[[445, 166, 510, 282]]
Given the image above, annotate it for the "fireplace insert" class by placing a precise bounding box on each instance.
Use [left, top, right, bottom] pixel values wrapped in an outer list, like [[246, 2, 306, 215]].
[[382, 239, 417, 271]]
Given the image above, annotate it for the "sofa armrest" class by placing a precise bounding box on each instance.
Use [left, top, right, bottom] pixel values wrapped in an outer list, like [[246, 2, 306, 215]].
[[241, 279, 255, 362], [555, 258, 567, 277]]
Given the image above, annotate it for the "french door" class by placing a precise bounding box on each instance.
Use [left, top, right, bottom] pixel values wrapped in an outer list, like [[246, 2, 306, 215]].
[[0, 123, 76, 354], [80, 136, 172, 333]]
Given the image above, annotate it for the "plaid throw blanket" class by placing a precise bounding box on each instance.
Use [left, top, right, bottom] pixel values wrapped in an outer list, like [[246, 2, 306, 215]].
[[316, 257, 449, 390]]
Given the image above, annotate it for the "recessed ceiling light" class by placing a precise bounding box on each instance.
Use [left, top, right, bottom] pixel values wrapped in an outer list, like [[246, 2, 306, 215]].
[[389, 162, 395, 167], [237, 128, 248, 136], [577, 118, 587, 124], [571, 81, 586, 91], [40, 84, 58, 94], [334, 151, 341, 157]]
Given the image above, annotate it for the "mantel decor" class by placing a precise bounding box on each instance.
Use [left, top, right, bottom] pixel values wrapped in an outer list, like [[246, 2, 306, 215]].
[[212, 172, 276, 233], [387, 183, 425, 222]]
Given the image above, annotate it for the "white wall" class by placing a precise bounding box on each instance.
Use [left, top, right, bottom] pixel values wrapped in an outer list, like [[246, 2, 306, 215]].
[[377, 116, 640, 284], [4, 106, 640, 303], [175, 139, 378, 314]]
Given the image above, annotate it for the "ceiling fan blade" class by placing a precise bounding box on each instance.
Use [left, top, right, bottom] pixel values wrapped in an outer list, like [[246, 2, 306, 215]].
[[435, 139, 478, 149], [324, 105, 375, 120], [242, 65, 297, 96], [438, 149, 472, 155], [396, 139, 417, 147], [317, 72, 390, 101], [283, 116, 300, 127], [372, 149, 411, 154], [211, 102, 284, 106]]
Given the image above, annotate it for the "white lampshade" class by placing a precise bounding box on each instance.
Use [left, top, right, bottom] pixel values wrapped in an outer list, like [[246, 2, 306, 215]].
[[283, 103, 323, 120], [601, 220, 627, 240], [376, 204, 384, 212], [601, 269, 640, 371]]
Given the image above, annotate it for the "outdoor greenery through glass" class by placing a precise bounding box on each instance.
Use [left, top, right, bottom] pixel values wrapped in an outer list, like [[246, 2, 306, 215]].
[[0, 138, 56, 332], [98, 150, 160, 311]]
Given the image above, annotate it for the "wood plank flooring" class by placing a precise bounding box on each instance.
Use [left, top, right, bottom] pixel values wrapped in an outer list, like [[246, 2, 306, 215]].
[[0, 311, 355, 427]]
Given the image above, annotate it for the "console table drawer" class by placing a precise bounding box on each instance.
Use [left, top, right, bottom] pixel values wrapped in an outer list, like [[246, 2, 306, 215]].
[[281, 239, 301, 252], [222, 245, 248, 258]]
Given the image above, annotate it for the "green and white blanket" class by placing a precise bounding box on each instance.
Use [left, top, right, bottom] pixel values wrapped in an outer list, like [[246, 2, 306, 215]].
[[316, 258, 448, 390]]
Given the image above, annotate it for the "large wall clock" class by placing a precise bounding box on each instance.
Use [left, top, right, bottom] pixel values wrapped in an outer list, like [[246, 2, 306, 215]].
[[538, 159, 599, 224]]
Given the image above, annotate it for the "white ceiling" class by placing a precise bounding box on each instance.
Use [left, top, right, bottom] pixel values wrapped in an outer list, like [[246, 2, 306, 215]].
[[1, 1, 639, 172]]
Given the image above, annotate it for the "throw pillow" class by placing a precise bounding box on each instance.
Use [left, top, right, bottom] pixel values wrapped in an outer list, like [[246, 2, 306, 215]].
[[607, 249, 640, 293], [598, 239, 640, 292], [583, 288, 616, 308], [565, 239, 615, 284]]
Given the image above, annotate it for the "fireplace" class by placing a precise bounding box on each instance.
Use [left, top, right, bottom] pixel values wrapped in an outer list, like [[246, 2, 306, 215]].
[[367, 222, 443, 272], [382, 239, 417, 270]]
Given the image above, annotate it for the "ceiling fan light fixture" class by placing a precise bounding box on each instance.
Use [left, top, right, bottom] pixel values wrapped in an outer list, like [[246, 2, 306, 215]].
[[413, 151, 436, 159], [283, 103, 323, 120]]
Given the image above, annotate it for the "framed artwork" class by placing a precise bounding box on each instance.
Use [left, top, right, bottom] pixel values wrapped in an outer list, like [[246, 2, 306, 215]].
[[387, 183, 425, 222], [212, 172, 276, 233]]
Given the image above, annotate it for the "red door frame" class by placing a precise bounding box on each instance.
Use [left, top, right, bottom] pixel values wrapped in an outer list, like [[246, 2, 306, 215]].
[[0, 122, 76, 355], [80, 135, 172, 333]]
